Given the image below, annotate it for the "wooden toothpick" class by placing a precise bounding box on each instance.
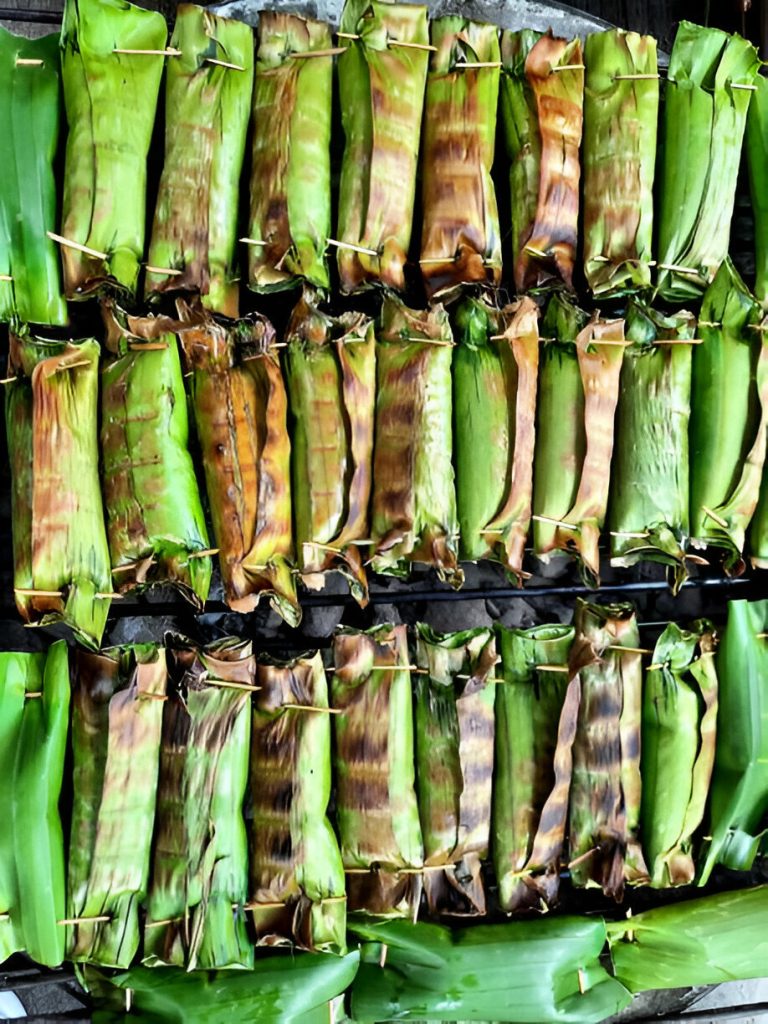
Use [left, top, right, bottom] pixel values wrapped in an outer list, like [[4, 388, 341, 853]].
[[15, 588, 62, 598], [47, 231, 107, 261], [145, 265, 183, 276], [327, 237, 379, 257], [532, 513, 580, 531], [291, 47, 346, 59], [15, 57, 44, 66], [113, 47, 182, 56], [205, 57, 245, 70], [702, 505, 729, 529], [189, 548, 219, 559]]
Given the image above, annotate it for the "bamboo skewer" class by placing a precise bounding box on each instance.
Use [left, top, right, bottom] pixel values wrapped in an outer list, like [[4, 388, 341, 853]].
[[657, 263, 701, 275], [326, 237, 379, 257], [15, 588, 63, 597], [58, 915, 111, 926], [47, 231, 108, 261], [532, 513, 581, 531], [15, 57, 44, 66], [189, 548, 219, 558], [291, 47, 346, 59], [608, 646, 654, 656], [702, 505, 729, 529], [284, 704, 344, 715], [205, 57, 245, 70], [536, 665, 569, 674], [113, 47, 182, 56], [0, 274, 12, 281], [653, 338, 703, 345], [201, 678, 261, 693], [127, 342, 169, 351], [613, 73, 660, 80], [455, 60, 502, 69], [145, 265, 183, 276], [553, 63, 585, 71], [389, 39, 437, 52], [610, 531, 650, 539], [24, 692, 43, 699]]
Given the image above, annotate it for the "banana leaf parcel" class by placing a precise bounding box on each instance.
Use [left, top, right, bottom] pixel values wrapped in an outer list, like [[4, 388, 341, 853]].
[[336, 0, 429, 293], [145, 4, 253, 318], [413, 625, 496, 917], [177, 301, 299, 626], [656, 22, 759, 302], [0, 29, 67, 326], [249, 652, 346, 954], [285, 291, 375, 606], [641, 622, 718, 889], [332, 625, 424, 917], [0, 643, 69, 969], [500, 29, 583, 293], [751, 452, 768, 568], [101, 304, 212, 608], [582, 30, 658, 297], [699, 599, 768, 884], [60, 0, 167, 298], [747, 74, 768, 309], [689, 259, 768, 572], [68, 646, 166, 968], [532, 294, 625, 586], [568, 600, 648, 899], [248, 12, 331, 293], [6, 329, 112, 648], [609, 300, 696, 591], [419, 17, 501, 300], [493, 624, 578, 913], [453, 296, 538, 580], [144, 638, 253, 970], [370, 296, 461, 586]]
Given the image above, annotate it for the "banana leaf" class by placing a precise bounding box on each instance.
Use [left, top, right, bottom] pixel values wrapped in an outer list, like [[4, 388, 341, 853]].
[[582, 30, 658, 297], [248, 12, 331, 293], [6, 329, 112, 648], [0, 29, 67, 326], [641, 622, 718, 889], [532, 295, 625, 586], [60, 0, 167, 298], [750, 462, 768, 568], [146, 4, 253, 318], [332, 625, 424, 917], [101, 303, 211, 608], [747, 74, 768, 308], [419, 17, 501, 300], [656, 23, 759, 302], [568, 600, 648, 899], [500, 30, 583, 293], [68, 646, 166, 968], [285, 290, 375, 606], [177, 301, 299, 626], [453, 296, 538, 580], [689, 259, 768, 572], [609, 300, 695, 591], [699, 599, 768, 884], [336, 0, 429, 293], [144, 638, 253, 970], [413, 625, 496, 917], [608, 887, 768, 993], [0, 653, 30, 965], [493, 624, 577, 913], [249, 652, 346, 953], [370, 296, 461, 587], [349, 917, 632, 1023]]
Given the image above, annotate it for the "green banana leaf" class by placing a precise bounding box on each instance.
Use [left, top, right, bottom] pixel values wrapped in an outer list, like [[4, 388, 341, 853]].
[[656, 22, 759, 302], [747, 74, 768, 309], [337, 0, 429, 293], [689, 259, 768, 572], [6, 329, 112, 648], [609, 300, 695, 590], [413, 625, 496, 917], [68, 646, 166, 968], [419, 17, 501, 300], [146, 4, 253, 318], [249, 652, 346, 954], [0, 29, 67, 325], [608, 886, 768, 993], [493, 624, 577, 913], [453, 296, 538, 580], [349, 917, 632, 1023], [60, 0, 167, 298], [583, 30, 658, 297], [0, 653, 30, 964], [248, 12, 331, 292], [750, 459, 768, 568], [641, 622, 718, 888], [101, 303, 211, 608], [699, 599, 768, 883]]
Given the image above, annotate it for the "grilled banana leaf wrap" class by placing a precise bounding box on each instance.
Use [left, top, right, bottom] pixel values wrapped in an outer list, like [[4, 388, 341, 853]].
[[747, 74, 768, 309]]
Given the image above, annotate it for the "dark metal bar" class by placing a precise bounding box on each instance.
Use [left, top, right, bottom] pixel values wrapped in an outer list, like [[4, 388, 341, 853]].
[[0, 8, 62, 23]]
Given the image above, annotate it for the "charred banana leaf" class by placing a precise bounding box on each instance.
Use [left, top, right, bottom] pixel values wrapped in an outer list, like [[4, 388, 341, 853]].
[[747, 74, 768, 309], [533, 295, 625, 586], [68, 646, 166, 968], [146, 4, 253, 317], [144, 638, 252, 970], [248, 652, 346, 953], [641, 622, 718, 888], [285, 291, 375, 605], [371, 297, 461, 586], [60, 0, 166, 298], [248, 12, 331, 292], [568, 600, 648, 899], [419, 17, 501, 299], [336, 0, 429, 292], [583, 30, 658, 297], [0, 29, 67, 326], [690, 259, 768, 572], [493, 624, 577, 913], [332, 625, 424, 917], [501, 30, 583, 292], [453, 296, 538, 580], [6, 330, 111, 647], [609, 300, 695, 590]]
